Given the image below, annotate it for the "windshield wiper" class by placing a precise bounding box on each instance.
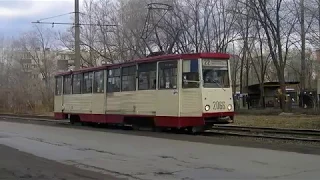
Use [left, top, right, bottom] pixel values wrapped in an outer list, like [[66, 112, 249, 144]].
[[212, 80, 226, 91]]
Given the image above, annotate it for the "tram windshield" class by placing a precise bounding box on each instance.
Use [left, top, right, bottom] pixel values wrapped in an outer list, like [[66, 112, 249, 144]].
[[202, 59, 230, 88]]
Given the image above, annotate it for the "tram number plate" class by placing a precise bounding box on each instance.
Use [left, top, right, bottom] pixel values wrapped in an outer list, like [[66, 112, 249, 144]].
[[212, 101, 225, 110]]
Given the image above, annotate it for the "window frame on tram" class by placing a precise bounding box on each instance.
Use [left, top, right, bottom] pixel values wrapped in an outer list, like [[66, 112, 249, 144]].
[[107, 68, 121, 93], [63, 74, 72, 94], [82, 72, 93, 94], [202, 59, 230, 88], [55, 76, 63, 95], [182, 59, 200, 88], [121, 65, 136, 92], [93, 70, 104, 93], [72, 73, 83, 94], [138, 62, 157, 90], [158, 60, 178, 90]]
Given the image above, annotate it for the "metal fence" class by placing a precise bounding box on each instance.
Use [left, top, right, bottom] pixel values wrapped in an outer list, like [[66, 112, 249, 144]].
[[233, 94, 314, 110]]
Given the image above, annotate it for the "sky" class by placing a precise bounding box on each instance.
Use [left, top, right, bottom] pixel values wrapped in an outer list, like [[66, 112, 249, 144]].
[[0, 0, 76, 37]]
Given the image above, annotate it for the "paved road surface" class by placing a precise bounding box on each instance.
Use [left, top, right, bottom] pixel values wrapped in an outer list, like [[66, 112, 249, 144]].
[[0, 121, 320, 180]]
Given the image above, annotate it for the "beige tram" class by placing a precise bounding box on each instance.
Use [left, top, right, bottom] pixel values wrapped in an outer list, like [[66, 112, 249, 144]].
[[54, 53, 234, 133]]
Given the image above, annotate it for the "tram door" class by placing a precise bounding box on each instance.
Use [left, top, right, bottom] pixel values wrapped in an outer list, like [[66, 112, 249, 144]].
[[54, 76, 63, 114], [156, 60, 180, 117]]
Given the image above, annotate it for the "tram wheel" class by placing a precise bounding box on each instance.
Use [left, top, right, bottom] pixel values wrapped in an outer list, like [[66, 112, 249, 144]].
[[81, 121, 88, 126], [152, 126, 163, 132], [187, 126, 203, 134], [132, 124, 140, 131]]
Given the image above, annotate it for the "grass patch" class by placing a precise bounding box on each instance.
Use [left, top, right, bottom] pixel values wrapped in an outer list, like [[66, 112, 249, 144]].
[[236, 108, 320, 115], [235, 115, 320, 130]]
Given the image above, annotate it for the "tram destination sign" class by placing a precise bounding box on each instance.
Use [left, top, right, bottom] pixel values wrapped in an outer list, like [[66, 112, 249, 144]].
[[202, 59, 227, 67]]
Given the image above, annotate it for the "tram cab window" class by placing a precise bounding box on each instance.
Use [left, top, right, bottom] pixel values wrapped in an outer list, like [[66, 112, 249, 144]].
[[93, 71, 104, 93], [122, 66, 136, 91], [55, 76, 62, 95], [182, 60, 199, 88], [72, 74, 82, 94], [107, 68, 121, 92], [138, 62, 156, 90], [63, 75, 72, 94], [202, 59, 230, 88], [158, 61, 177, 89], [82, 72, 93, 94]]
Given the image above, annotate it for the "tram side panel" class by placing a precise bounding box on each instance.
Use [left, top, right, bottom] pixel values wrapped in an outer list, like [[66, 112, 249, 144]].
[[155, 89, 179, 127], [180, 89, 202, 117], [54, 96, 64, 119], [63, 94, 92, 114], [105, 92, 122, 123], [91, 93, 105, 123], [179, 89, 204, 127], [119, 92, 137, 114], [105, 91, 157, 124], [134, 90, 157, 116]]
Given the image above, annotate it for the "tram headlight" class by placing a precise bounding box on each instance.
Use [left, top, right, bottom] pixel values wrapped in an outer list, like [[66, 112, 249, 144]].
[[205, 105, 210, 111], [227, 104, 232, 111]]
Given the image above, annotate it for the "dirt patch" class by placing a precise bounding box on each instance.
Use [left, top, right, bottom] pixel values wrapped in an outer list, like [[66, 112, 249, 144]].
[[0, 144, 124, 180], [235, 115, 320, 129]]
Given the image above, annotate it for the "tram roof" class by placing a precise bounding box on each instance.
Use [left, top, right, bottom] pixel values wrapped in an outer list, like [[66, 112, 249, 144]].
[[55, 52, 230, 76]]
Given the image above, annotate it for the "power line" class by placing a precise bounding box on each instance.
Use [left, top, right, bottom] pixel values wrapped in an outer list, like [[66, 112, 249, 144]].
[[31, 21, 118, 27], [36, 12, 75, 22], [31, 0, 118, 70]]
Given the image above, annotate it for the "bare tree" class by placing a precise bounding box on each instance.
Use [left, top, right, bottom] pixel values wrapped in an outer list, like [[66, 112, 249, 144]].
[[14, 26, 58, 111], [249, 22, 272, 107], [238, 0, 299, 111]]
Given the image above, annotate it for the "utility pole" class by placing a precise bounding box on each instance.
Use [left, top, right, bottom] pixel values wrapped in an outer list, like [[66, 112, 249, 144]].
[[300, 0, 306, 107], [300, 0, 306, 90], [31, 0, 117, 70], [74, 0, 80, 70]]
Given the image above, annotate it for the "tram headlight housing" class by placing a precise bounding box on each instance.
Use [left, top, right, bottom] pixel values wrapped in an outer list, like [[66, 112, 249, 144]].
[[227, 104, 232, 111], [205, 105, 210, 111]]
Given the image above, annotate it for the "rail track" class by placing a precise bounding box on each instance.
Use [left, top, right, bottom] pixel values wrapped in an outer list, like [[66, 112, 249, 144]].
[[1, 113, 320, 142], [205, 125, 320, 142]]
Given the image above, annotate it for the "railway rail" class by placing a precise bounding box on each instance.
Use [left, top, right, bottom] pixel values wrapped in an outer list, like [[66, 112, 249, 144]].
[[1, 113, 320, 143], [205, 125, 320, 142]]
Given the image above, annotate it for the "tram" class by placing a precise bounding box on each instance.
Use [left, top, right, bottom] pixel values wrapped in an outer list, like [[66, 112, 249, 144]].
[[54, 53, 234, 133]]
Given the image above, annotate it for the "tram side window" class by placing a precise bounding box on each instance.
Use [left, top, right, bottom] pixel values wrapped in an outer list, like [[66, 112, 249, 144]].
[[107, 68, 121, 92], [93, 70, 104, 93], [158, 61, 177, 89], [55, 76, 62, 95], [63, 75, 72, 94], [138, 62, 156, 90], [182, 60, 199, 88], [72, 74, 82, 94], [82, 72, 93, 94], [122, 66, 136, 91]]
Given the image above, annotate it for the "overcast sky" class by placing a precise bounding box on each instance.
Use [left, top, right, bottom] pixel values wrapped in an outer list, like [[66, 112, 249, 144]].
[[0, 0, 77, 37]]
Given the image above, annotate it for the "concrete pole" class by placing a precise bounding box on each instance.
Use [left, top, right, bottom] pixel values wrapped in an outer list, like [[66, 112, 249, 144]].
[[300, 0, 306, 108], [74, 0, 80, 70]]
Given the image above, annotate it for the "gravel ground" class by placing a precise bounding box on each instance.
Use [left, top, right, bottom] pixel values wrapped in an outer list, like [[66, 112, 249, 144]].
[[235, 114, 320, 129], [0, 144, 123, 180]]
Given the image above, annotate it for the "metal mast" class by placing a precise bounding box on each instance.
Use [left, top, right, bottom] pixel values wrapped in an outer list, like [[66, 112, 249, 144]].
[[74, 0, 80, 70]]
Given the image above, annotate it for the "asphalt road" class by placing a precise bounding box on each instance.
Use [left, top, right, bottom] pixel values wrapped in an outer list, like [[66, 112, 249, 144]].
[[0, 144, 123, 180], [1, 120, 320, 180], [1, 116, 320, 155]]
